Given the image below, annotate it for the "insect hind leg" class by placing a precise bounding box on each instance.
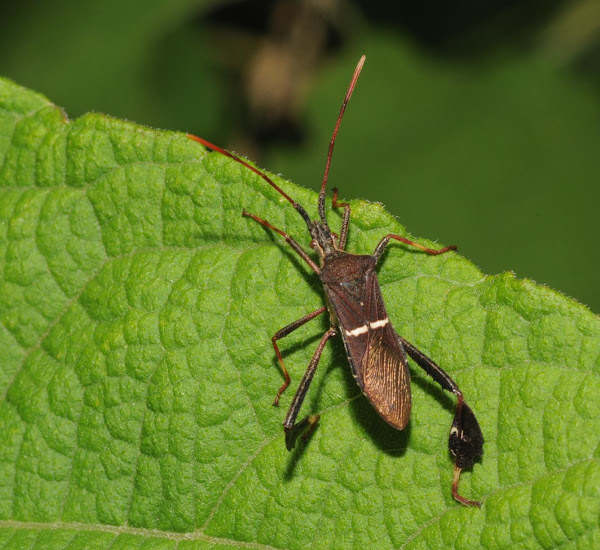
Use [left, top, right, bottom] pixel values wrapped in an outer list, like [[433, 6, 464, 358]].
[[398, 335, 483, 507]]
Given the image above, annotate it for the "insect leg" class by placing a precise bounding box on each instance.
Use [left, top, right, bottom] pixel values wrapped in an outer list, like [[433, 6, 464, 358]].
[[332, 187, 350, 250], [272, 306, 327, 406], [373, 234, 456, 262], [243, 210, 320, 274], [397, 335, 484, 507], [284, 327, 337, 451]]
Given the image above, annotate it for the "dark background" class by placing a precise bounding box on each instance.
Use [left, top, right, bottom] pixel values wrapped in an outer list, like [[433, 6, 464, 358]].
[[1, 0, 598, 312]]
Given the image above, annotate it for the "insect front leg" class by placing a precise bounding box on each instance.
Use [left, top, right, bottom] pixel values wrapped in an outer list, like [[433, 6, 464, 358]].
[[272, 306, 327, 406], [332, 187, 351, 250], [397, 335, 484, 507], [373, 233, 456, 262], [284, 327, 337, 451]]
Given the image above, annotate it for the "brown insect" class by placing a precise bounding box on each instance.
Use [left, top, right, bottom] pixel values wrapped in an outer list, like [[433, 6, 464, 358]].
[[188, 55, 484, 506]]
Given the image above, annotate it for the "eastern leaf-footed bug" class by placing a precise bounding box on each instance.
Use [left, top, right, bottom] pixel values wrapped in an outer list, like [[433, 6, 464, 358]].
[[188, 55, 484, 506]]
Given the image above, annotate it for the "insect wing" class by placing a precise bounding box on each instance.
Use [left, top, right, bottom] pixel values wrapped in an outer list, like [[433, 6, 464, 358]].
[[328, 272, 411, 430], [362, 326, 411, 430], [362, 273, 411, 429]]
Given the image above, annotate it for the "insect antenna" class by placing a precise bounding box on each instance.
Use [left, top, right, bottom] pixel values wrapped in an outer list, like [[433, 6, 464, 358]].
[[317, 54, 366, 225], [186, 134, 312, 228]]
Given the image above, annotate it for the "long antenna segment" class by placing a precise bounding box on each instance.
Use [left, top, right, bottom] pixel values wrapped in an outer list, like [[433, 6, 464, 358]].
[[317, 55, 366, 224]]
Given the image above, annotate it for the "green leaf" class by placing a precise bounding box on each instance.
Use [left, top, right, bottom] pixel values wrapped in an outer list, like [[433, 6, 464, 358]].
[[0, 76, 598, 549]]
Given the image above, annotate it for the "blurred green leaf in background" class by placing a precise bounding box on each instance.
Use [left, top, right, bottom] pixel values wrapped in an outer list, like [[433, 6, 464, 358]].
[[1, 0, 599, 312]]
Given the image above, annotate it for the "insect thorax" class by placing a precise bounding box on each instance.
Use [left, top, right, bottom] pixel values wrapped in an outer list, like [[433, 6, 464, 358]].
[[319, 252, 375, 285]]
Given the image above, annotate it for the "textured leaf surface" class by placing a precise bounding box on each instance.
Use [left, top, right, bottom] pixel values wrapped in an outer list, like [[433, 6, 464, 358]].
[[0, 77, 598, 549]]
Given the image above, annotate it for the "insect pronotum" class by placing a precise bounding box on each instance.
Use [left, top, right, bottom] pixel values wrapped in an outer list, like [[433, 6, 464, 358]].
[[188, 55, 484, 506]]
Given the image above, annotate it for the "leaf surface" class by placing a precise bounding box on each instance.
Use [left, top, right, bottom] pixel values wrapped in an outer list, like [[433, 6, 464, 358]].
[[0, 77, 598, 549]]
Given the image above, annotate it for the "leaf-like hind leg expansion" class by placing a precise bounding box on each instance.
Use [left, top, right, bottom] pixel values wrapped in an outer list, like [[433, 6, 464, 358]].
[[284, 327, 337, 451], [450, 397, 483, 507], [397, 335, 484, 507], [272, 306, 327, 406], [372, 233, 457, 263]]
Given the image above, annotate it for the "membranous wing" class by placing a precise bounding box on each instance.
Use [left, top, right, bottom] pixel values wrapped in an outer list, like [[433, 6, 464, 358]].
[[362, 327, 411, 429], [325, 269, 411, 430]]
